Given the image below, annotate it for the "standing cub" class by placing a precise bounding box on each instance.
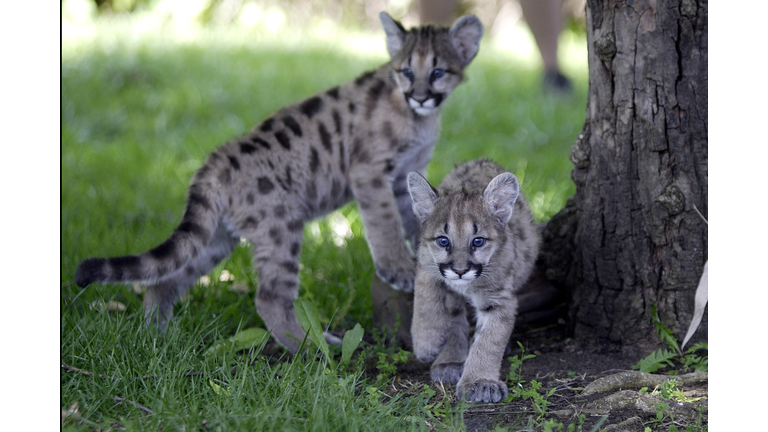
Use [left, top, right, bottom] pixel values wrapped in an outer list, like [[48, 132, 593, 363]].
[[74, 13, 483, 354], [406, 159, 539, 403]]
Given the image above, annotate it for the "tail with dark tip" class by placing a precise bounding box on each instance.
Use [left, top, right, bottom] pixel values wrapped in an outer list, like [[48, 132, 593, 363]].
[[75, 181, 221, 287]]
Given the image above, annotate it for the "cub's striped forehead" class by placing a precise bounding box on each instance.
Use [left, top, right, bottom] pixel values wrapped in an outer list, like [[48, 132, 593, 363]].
[[440, 217, 481, 238], [427, 192, 490, 235], [397, 26, 465, 71], [401, 51, 437, 70]]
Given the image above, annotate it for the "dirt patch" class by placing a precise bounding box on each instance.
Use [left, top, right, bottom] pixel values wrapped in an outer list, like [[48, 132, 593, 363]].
[[256, 305, 707, 430], [373, 316, 708, 431]]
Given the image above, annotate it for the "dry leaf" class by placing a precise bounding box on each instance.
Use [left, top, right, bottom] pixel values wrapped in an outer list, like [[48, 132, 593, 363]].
[[62, 401, 79, 424], [681, 261, 707, 350], [90, 300, 126, 312], [681, 205, 708, 351]]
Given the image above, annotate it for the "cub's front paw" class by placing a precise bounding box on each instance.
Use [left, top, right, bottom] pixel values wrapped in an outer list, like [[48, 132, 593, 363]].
[[430, 362, 464, 384], [457, 379, 509, 403], [374, 259, 415, 292]]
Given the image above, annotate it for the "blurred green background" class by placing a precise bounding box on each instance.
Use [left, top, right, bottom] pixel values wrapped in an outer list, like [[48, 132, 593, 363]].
[[62, 0, 587, 333]]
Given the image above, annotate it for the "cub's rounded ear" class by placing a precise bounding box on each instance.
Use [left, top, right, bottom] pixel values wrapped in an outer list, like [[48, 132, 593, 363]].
[[482, 172, 520, 225], [449, 15, 484, 66], [380, 12, 407, 59], [407, 172, 439, 223]]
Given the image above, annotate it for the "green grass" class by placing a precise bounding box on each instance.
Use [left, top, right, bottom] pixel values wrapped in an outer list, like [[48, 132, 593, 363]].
[[61, 306, 445, 431], [62, 12, 587, 430]]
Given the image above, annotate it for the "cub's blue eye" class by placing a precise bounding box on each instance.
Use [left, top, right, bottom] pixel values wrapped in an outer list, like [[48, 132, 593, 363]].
[[436, 237, 450, 248], [402, 69, 414, 79], [431, 69, 445, 80], [472, 238, 486, 247]]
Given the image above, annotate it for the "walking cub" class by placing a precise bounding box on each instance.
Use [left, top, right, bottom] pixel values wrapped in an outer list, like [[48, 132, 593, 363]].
[[406, 159, 539, 403], [74, 13, 483, 354]]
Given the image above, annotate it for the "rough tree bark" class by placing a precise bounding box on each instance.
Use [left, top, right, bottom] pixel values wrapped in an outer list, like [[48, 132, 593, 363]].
[[542, 0, 708, 347]]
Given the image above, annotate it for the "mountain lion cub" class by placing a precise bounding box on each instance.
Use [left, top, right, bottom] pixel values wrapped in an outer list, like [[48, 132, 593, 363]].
[[75, 13, 483, 354], [407, 159, 539, 403]]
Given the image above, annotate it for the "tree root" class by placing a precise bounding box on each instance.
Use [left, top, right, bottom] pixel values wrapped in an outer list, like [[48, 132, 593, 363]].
[[582, 370, 707, 396]]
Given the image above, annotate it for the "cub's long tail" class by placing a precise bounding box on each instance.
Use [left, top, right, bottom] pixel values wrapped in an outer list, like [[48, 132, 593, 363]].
[[75, 182, 221, 287]]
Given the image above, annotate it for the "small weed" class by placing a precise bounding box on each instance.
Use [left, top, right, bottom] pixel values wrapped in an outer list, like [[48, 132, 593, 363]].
[[643, 402, 708, 432], [645, 402, 673, 430], [376, 352, 397, 379], [537, 414, 592, 432], [364, 385, 383, 408], [506, 341, 536, 389], [657, 380, 681, 399], [391, 348, 409, 364], [650, 379, 705, 403], [423, 396, 452, 421], [633, 304, 708, 374], [569, 414, 586, 432], [503, 343, 556, 420], [680, 343, 708, 372], [420, 384, 437, 400], [513, 380, 557, 418], [369, 316, 402, 353], [366, 317, 410, 384], [541, 418, 565, 431], [375, 348, 410, 384]]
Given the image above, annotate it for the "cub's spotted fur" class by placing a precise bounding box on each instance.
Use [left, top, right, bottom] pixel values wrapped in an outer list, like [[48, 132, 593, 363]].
[[74, 13, 483, 354], [407, 159, 539, 403]]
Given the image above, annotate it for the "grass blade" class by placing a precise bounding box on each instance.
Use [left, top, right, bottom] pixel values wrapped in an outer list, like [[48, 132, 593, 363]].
[[294, 298, 333, 367], [205, 327, 269, 358]]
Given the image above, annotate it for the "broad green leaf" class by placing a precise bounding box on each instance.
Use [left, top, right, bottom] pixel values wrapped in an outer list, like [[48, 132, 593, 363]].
[[693, 357, 708, 372], [340, 323, 364, 368], [205, 327, 269, 357], [685, 342, 708, 354], [209, 379, 230, 396], [632, 348, 677, 373], [294, 298, 333, 367]]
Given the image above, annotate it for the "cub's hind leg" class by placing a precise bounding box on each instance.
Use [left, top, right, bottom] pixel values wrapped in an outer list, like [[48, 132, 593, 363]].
[[144, 222, 239, 330], [245, 220, 310, 354]]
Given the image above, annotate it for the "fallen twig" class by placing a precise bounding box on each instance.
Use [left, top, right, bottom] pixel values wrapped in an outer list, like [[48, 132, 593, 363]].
[[61, 363, 119, 381], [112, 396, 154, 415], [61, 363, 207, 381]]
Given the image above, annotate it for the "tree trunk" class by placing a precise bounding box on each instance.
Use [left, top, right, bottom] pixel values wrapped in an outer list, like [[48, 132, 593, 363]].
[[543, 0, 708, 347]]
